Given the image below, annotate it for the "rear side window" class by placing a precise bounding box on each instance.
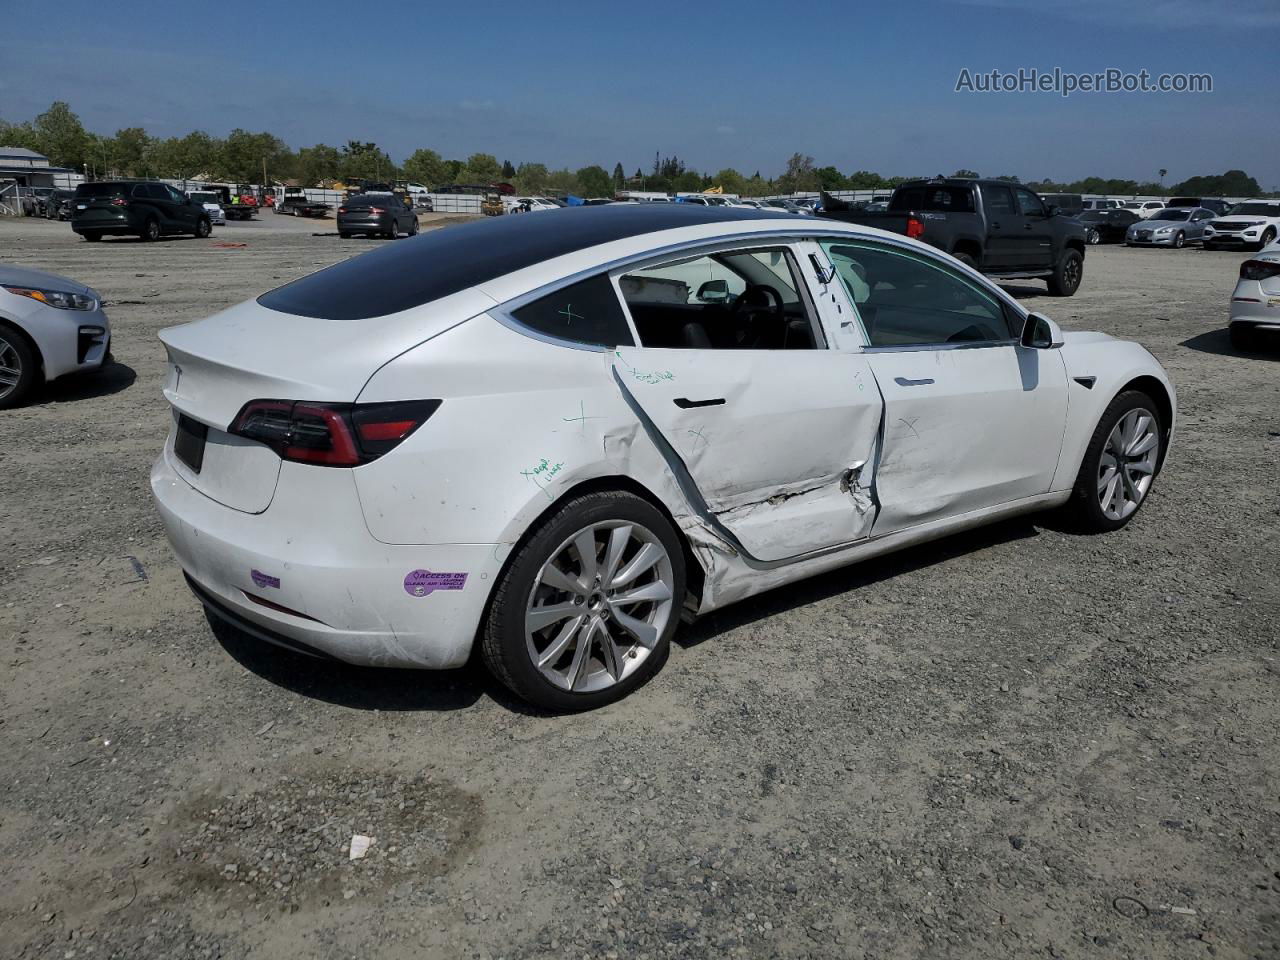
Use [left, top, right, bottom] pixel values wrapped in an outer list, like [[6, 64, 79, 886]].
[[510, 274, 635, 349], [74, 182, 126, 198], [889, 187, 974, 213], [979, 184, 1015, 215]]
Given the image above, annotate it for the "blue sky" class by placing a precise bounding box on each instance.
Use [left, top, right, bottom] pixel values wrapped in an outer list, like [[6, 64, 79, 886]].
[[5, 0, 1278, 187]]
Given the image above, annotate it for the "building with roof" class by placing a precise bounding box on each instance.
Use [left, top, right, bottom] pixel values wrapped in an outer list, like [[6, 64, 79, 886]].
[[0, 146, 80, 215]]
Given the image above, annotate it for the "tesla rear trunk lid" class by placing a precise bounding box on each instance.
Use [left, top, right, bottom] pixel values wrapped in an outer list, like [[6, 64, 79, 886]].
[[158, 289, 493, 513]]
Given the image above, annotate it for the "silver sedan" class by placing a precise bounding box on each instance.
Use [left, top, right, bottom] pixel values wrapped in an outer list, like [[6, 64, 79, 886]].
[[0, 265, 111, 408], [1125, 207, 1216, 248]]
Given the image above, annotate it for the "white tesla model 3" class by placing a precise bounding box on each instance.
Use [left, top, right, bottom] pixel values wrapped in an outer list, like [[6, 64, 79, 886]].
[[151, 206, 1174, 710]]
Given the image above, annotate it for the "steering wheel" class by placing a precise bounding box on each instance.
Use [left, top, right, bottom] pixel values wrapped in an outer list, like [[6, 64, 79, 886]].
[[730, 284, 784, 348]]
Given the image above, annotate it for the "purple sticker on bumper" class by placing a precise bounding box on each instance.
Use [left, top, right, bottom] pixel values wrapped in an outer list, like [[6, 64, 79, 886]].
[[250, 569, 280, 589], [403, 569, 468, 597]]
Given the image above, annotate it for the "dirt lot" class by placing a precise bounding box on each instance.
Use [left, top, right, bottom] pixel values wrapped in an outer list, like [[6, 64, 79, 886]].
[[1, 214, 1277, 960]]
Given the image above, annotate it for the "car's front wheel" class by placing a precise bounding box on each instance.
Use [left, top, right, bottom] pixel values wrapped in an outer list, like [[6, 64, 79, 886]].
[[1087, 229, 1101, 245], [1173, 230, 1186, 248], [1259, 227, 1277, 250], [0, 326, 38, 410], [482, 490, 686, 711], [194, 217, 211, 238], [1048, 249, 1083, 296], [1065, 390, 1162, 532]]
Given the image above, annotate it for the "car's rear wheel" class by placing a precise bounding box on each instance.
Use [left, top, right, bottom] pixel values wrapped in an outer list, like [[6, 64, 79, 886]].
[[141, 218, 160, 242], [1064, 391, 1162, 532], [1087, 229, 1101, 245], [0, 327, 38, 410], [952, 251, 977, 270], [1048, 249, 1083, 296], [195, 218, 211, 238], [1173, 231, 1185, 249], [408, 217, 419, 236], [386, 219, 400, 239], [482, 490, 686, 711]]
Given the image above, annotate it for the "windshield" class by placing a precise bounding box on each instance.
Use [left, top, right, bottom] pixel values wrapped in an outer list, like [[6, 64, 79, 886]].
[[1226, 202, 1280, 216], [1156, 209, 1191, 221]]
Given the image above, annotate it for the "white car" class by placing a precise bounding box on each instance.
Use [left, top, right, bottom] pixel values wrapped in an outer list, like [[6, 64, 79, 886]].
[[151, 206, 1175, 710], [1227, 240, 1280, 350], [0, 265, 111, 408], [1122, 201, 1165, 219], [508, 197, 561, 213], [1202, 200, 1280, 251], [188, 191, 227, 225], [1081, 199, 1124, 211]]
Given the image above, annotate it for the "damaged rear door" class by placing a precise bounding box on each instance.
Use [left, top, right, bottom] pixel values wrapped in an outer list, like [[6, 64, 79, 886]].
[[610, 243, 882, 563]]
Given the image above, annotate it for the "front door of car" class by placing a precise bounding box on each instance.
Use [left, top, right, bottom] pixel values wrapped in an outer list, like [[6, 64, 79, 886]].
[[611, 243, 883, 562], [165, 185, 198, 230], [978, 182, 1025, 269], [819, 238, 1069, 533], [1014, 187, 1055, 268]]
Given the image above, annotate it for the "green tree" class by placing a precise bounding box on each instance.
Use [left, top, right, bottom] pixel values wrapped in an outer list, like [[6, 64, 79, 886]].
[[111, 127, 154, 177], [402, 148, 447, 187], [743, 173, 770, 196], [992, 174, 1021, 183], [673, 170, 703, 193], [711, 168, 747, 196], [546, 168, 580, 196], [457, 152, 501, 184], [501, 159, 516, 178], [336, 140, 393, 182], [612, 162, 625, 187], [776, 153, 818, 194], [576, 164, 613, 198], [296, 143, 342, 185], [33, 101, 90, 169], [514, 162, 549, 194], [845, 170, 884, 189], [814, 165, 847, 191], [952, 168, 980, 178], [220, 129, 293, 183], [1170, 169, 1261, 197], [0, 117, 40, 152]]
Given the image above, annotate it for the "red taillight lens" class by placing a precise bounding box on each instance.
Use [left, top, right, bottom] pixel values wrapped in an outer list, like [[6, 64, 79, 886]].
[[1240, 259, 1280, 281], [111, 197, 127, 206], [906, 216, 925, 239], [230, 399, 441, 467], [368, 207, 385, 215]]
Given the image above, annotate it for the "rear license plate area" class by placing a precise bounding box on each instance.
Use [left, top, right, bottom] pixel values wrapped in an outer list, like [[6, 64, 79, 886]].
[[175, 415, 208, 473]]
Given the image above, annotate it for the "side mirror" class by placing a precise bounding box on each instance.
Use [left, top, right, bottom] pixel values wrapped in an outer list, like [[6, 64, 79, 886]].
[[1045, 204, 1060, 217], [697, 279, 730, 303], [1021, 311, 1064, 349]]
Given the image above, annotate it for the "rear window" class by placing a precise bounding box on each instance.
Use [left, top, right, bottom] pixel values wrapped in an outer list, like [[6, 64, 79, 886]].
[[510, 274, 634, 348], [74, 182, 128, 198], [889, 186, 975, 213]]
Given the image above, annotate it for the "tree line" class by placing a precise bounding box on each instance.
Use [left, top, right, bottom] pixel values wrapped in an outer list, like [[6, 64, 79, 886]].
[[1, 102, 1269, 199]]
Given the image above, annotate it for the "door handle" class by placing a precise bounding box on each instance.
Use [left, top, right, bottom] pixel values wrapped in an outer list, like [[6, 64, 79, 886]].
[[1024, 223, 1033, 230], [893, 377, 935, 387], [673, 397, 726, 409], [990, 221, 1001, 229]]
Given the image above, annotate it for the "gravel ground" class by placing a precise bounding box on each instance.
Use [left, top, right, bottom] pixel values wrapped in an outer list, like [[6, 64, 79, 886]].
[[1, 216, 1277, 960]]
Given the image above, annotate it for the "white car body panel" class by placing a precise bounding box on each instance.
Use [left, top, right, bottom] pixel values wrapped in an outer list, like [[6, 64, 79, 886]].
[[1229, 241, 1280, 331], [1203, 205, 1280, 248], [151, 209, 1175, 670]]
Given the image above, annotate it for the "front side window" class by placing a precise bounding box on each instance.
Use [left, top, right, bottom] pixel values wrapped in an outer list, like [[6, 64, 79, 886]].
[[510, 274, 634, 349], [618, 247, 820, 350], [820, 241, 1015, 347], [1015, 188, 1047, 217]]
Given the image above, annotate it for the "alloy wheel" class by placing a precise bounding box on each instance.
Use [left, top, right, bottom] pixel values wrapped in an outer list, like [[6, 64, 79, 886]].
[[0, 335, 22, 402], [1097, 408, 1159, 521], [524, 520, 676, 694]]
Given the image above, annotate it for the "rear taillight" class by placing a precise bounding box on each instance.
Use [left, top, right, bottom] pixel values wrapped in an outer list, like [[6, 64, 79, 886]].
[[906, 216, 925, 239], [338, 206, 347, 213], [1240, 259, 1280, 281], [368, 207, 385, 215], [230, 399, 441, 467], [111, 197, 127, 206]]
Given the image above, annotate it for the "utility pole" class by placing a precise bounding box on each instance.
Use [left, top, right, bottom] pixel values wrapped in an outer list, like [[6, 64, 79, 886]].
[[262, 156, 268, 199]]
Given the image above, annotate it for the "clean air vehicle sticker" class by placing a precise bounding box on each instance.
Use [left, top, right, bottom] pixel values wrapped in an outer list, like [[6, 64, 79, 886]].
[[403, 570, 468, 597], [250, 569, 281, 589]]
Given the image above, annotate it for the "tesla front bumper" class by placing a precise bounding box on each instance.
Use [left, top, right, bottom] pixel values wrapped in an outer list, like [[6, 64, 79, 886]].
[[150, 447, 503, 669]]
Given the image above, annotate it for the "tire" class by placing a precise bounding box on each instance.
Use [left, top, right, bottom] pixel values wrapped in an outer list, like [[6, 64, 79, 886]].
[[1230, 324, 1258, 351], [1259, 228, 1277, 250], [481, 490, 686, 711], [0, 325, 39, 410], [83, 233, 102, 242], [952, 251, 978, 270], [194, 218, 211, 238], [1087, 229, 1101, 245], [386, 220, 399, 240], [408, 217, 419, 237], [1063, 390, 1162, 533], [141, 218, 160, 242], [1173, 231, 1185, 249], [1047, 248, 1083, 296]]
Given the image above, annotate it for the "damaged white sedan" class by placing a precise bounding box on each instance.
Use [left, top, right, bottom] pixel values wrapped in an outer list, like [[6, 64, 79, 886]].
[[152, 205, 1174, 710]]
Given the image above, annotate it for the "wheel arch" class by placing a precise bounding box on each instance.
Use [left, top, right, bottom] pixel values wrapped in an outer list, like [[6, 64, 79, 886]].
[[950, 237, 982, 261], [0, 315, 45, 379], [1119, 374, 1174, 472]]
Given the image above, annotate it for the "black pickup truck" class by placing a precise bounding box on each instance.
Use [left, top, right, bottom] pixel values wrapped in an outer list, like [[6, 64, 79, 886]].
[[821, 178, 1088, 296]]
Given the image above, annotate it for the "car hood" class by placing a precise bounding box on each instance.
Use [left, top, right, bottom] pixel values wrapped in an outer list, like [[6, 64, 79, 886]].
[[0, 264, 94, 297], [1211, 215, 1276, 224], [1060, 330, 1116, 347]]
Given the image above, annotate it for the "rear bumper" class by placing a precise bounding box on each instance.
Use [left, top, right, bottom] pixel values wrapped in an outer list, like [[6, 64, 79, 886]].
[[150, 447, 503, 669], [338, 216, 391, 232]]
